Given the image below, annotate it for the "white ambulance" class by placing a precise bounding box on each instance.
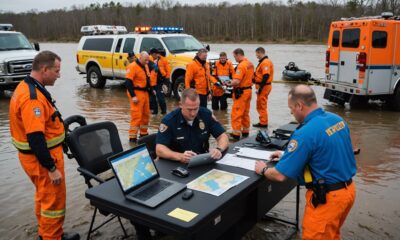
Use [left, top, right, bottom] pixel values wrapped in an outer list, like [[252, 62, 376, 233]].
[[323, 12, 400, 111]]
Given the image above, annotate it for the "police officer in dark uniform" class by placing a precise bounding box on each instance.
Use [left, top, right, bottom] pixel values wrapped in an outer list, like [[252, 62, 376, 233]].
[[255, 85, 356, 240], [156, 88, 229, 163]]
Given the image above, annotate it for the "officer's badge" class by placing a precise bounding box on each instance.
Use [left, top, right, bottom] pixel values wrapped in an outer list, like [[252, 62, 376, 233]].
[[287, 140, 298, 153], [199, 120, 205, 130], [33, 107, 41, 117], [159, 123, 168, 133]]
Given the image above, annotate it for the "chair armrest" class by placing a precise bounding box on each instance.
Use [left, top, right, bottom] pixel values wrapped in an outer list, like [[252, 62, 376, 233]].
[[77, 167, 105, 184]]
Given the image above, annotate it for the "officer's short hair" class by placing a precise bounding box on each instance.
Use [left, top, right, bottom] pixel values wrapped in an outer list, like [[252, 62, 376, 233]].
[[128, 51, 135, 58], [32, 51, 61, 71], [220, 52, 227, 57], [289, 85, 317, 106], [197, 48, 208, 54], [233, 48, 244, 56], [255, 47, 265, 54], [181, 88, 199, 104]]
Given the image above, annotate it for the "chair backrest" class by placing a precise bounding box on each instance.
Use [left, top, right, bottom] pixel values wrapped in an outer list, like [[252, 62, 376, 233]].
[[137, 133, 157, 159], [66, 121, 123, 176]]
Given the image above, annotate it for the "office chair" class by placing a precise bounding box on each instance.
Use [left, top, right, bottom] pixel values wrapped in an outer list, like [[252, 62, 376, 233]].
[[137, 133, 157, 159], [64, 115, 128, 240]]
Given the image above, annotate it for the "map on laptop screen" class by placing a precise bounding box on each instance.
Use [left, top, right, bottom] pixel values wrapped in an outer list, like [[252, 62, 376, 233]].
[[111, 148, 157, 191]]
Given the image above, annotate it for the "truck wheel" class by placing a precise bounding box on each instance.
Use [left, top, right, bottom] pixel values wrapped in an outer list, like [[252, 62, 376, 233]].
[[173, 75, 185, 100], [349, 95, 368, 108], [87, 66, 106, 88], [389, 86, 400, 111]]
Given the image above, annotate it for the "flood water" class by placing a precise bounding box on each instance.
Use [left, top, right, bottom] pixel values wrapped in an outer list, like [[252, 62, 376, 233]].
[[1, 43, 399, 240]]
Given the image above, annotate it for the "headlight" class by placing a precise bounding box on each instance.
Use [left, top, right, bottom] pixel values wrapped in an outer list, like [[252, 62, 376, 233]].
[[0, 63, 5, 74]]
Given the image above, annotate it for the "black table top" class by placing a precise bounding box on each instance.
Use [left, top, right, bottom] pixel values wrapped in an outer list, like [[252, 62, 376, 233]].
[[85, 136, 283, 234]]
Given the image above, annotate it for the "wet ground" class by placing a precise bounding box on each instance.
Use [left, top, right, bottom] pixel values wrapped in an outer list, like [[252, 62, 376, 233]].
[[1, 43, 399, 240]]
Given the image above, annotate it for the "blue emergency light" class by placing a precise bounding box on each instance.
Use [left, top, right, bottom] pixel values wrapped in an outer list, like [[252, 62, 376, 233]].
[[150, 26, 184, 33]]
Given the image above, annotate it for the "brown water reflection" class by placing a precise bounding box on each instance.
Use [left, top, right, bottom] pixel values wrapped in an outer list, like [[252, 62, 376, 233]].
[[0, 43, 399, 240]]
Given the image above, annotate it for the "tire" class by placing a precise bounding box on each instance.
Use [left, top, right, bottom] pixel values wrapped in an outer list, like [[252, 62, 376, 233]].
[[173, 75, 185, 100], [349, 95, 369, 108], [87, 66, 106, 88], [389, 85, 400, 111]]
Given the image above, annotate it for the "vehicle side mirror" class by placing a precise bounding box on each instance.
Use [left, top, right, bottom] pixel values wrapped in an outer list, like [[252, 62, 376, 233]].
[[33, 42, 40, 51], [204, 44, 210, 51]]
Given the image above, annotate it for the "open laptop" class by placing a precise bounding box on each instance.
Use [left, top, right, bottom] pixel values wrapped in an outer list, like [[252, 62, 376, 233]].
[[108, 144, 186, 208]]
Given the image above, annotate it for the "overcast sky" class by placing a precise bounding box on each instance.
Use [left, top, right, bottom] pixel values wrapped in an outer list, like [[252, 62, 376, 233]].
[[0, 0, 281, 13]]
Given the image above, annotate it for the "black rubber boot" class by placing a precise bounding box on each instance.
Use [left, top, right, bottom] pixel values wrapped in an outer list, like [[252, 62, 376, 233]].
[[252, 123, 268, 128], [62, 232, 80, 240]]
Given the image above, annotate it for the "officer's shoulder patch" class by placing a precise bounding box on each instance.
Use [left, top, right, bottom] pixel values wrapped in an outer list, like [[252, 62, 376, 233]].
[[33, 107, 41, 117], [264, 66, 269, 71], [159, 123, 168, 133], [287, 140, 298, 153], [236, 70, 241, 75]]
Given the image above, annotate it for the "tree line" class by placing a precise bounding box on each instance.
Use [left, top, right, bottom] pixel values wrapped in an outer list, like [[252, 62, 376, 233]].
[[0, 0, 398, 42]]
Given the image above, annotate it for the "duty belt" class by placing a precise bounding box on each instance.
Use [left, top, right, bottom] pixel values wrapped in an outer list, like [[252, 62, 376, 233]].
[[255, 82, 271, 85], [238, 86, 252, 90], [134, 86, 148, 91], [307, 178, 352, 192]]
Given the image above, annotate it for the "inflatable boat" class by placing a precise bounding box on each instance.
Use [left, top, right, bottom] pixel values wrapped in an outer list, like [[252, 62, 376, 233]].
[[282, 62, 311, 81]]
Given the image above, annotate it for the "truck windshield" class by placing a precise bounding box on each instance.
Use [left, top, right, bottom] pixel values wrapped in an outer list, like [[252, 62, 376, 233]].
[[0, 33, 33, 51], [162, 36, 204, 54]]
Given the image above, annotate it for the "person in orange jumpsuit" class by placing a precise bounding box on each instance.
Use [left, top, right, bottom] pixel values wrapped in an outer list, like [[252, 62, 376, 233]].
[[185, 48, 213, 108], [253, 47, 274, 128], [211, 52, 235, 110], [149, 48, 171, 114], [230, 48, 254, 140], [125, 51, 152, 143], [255, 85, 356, 240], [9, 51, 80, 240]]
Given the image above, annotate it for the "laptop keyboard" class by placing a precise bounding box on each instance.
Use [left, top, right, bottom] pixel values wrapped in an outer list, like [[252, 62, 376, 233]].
[[132, 180, 172, 201]]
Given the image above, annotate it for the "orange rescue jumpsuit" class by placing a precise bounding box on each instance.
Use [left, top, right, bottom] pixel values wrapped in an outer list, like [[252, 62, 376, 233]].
[[126, 61, 151, 140], [9, 78, 66, 240], [150, 56, 171, 87], [303, 183, 356, 240], [231, 58, 254, 137], [185, 58, 213, 107], [212, 60, 235, 97], [150, 56, 171, 113], [254, 57, 274, 125]]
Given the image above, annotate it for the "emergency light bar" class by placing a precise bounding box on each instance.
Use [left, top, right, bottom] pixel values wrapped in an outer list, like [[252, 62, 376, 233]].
[[81, 25, 128, 35], [134, 26, 184, 34], [0, 23, 13, 31]]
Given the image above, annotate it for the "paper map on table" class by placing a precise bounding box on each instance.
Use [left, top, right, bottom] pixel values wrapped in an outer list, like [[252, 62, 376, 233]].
[[187, 169, 248, 196]]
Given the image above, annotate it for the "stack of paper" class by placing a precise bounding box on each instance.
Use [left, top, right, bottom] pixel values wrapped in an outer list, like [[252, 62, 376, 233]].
[[217, 153, 256, 171], [235, 147, 280, 161]]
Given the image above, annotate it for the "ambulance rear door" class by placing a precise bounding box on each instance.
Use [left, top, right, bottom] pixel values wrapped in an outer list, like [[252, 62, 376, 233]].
[[390, 22, 400, 94], [327, 25, 341, 83], [337, 27, 361, 86], [367, 21, 395, 95]]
